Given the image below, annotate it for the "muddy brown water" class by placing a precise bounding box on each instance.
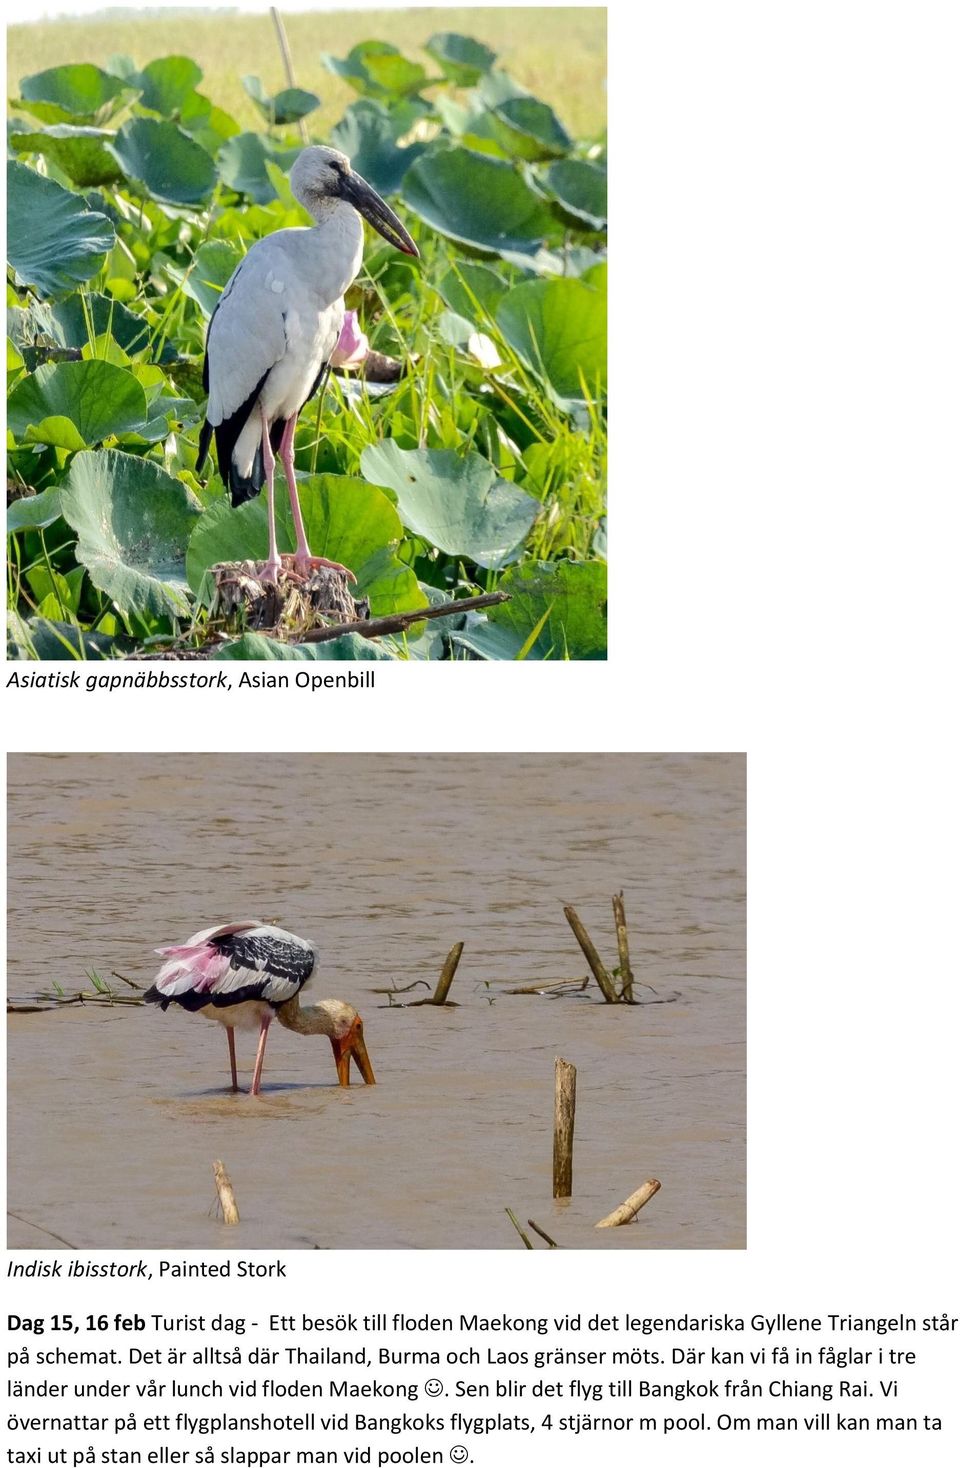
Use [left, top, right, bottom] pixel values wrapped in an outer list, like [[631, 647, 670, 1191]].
[[7, 753, 745, 1250]]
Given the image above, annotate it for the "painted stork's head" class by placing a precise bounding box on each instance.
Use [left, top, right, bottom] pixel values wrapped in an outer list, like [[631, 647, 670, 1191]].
[[290, 145, 419, 257], [299, 997, 377, 1087]]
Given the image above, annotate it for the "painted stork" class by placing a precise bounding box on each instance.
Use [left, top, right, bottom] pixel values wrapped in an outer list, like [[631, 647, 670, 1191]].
[[144, 920, 375, 1096], [196, 144, 418, 584]]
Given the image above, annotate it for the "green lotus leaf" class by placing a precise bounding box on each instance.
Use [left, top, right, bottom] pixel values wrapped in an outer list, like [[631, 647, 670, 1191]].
[[360, 440, 538, 569], [60, 449, 203, 619], [448, 617, 535, 660], [488, 97, 572, 161], [105, 55, 139, 82], [19, 291, 176, 366], [16, 63, 135, 123], [108, 118, 216, 205], [330, 99, 426, 195], [403, 148, 556, 257], [7, 162, 114, 297], [432, 94, 507, 158], [436, 262, 509, 322], [490, 558, 607, 659], [7, 485, 64, 533], [8, 123, 123, 188], [425, 33, 497, 86], [477, 71, 532, 107], [8, 360, 147, 443], [545, 158, 607, 229], [173, 239, 243, 318], [242, 76, 321, 126], [362, 52, 427, 97], [217, 132, 298, 203], [22, 416, 88, 452], [213, 632, 396, 661], [324, 41, 427, 100], [496, 275, 606, 403], [8, 616, 116, 660], [136, 56, 204, 116], [179, 91, 241, 154]]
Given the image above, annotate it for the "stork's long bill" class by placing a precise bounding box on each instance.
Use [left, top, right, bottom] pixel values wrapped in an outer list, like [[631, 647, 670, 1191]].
[[330, 1013, 377, 1086], [339, 171, 419, 257]]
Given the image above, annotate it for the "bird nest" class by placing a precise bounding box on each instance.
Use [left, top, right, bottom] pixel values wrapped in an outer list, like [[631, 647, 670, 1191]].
[[208, 561, 369, 635]]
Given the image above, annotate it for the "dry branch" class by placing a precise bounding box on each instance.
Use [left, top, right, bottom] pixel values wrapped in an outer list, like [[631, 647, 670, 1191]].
[[431, 942, 464, 1004], [612, 891, 634, 1003], [111, 970, 144, 990], [403, 943, 465, 1007], [503, 977, 590, 995], [270, 7, 309, 145], [595, 1179, 661, 1228], [527, 1218, 561, 1248], [505, 1208, 534, 1249], [562, 905, 618, 1002], [300, 591, 509, 644], [370, 980, 431, 995], [129, 591, 510, 657], [213, 1161, 240, 1224]]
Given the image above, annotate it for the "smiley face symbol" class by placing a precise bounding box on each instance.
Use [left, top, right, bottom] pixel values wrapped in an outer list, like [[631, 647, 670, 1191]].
[[450, 1448, 469, 1465]]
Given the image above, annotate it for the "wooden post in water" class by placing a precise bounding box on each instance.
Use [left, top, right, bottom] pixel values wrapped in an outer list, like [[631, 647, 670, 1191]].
[[612, 891, 635, 1002], [213, 1160, 240, 1224], [553, 1058, 577, 1198], [595, 1178, 661, 1228], [563, 905, 618, 1002], [431, 942, 464, 1004]]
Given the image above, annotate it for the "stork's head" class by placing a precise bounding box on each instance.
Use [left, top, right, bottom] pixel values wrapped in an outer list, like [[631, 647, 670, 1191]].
[[290, 145, 419, 257], [284, 995, 377, 1087], [322, 1000, 377, 1087]]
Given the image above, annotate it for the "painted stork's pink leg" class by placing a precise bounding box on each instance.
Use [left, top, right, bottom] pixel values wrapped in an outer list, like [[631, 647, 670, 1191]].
[[277, 414, 356, 583], [226, 1028, 238, 1093], [257, 405, 282, 586], [250, 1013, 272, 1097]]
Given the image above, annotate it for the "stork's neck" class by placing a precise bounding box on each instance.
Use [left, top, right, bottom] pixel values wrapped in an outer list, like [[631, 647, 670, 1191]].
[[276, 993, 338, 1037], [301, 192, 360, 235], [297, 196, 364, 297]]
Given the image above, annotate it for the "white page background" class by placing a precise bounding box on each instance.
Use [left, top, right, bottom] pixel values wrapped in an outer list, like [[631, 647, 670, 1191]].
[[4, 1, 958, 1463]]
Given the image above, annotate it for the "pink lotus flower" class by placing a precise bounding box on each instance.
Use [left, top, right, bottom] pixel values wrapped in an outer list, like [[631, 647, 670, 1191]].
[[331, 309, 369, 369]]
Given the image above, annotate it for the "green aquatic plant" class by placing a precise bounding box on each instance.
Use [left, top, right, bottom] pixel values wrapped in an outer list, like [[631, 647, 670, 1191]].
[[7, 36, 606, 660]]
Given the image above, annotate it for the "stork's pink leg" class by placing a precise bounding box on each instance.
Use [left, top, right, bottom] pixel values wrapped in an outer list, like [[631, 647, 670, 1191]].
[[226, 1028, 238, 1092], [277, 414, 356, 583], [250, 1014, 272, 1097], [257, 405, 282, 585]]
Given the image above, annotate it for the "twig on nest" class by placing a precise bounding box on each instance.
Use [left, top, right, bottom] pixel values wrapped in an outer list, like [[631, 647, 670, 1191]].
[[300, 591, 509, 644]]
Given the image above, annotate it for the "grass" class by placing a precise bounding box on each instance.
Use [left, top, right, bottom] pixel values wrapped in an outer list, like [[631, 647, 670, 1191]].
[[7, 6, 607, 141]]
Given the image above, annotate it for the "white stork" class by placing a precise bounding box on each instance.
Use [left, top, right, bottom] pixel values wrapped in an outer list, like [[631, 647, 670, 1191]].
[[196, 145, 418, 584], [144, 920, 376, 1096]]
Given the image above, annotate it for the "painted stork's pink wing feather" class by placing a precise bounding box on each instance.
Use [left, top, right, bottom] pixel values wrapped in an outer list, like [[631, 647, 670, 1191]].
[[153, 942, 233, 996]]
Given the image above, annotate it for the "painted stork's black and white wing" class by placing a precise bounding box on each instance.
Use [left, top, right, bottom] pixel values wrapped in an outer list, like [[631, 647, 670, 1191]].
[[145, 921, 315, 1013]]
